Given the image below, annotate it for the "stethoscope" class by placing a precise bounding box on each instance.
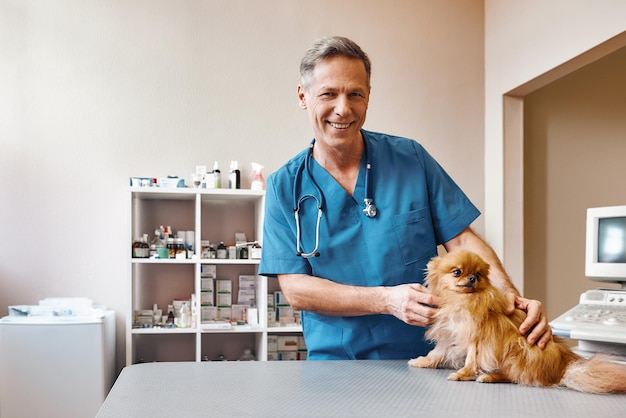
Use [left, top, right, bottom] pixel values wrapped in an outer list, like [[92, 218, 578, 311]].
[[293, 138, 377, 258]]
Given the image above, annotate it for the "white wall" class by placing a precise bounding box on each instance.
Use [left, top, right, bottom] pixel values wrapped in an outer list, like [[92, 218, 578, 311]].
[[0, 0, 484, 373], [484, 0, 626, 291], [523, 47, 626, 319]]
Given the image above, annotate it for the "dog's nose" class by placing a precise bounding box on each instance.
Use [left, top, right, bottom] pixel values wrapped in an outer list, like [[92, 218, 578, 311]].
[[468, 275, 477, 284]]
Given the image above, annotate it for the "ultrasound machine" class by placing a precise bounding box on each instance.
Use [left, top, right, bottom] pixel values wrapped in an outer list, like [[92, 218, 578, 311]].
[[550, 205, 626, 358]]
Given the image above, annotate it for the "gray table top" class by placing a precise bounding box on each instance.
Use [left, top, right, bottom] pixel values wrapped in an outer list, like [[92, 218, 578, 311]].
[[97, 360, 626, 417]]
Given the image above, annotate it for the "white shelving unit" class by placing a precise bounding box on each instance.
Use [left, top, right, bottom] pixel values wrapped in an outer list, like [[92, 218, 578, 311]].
[[126, 187, 302, 365]]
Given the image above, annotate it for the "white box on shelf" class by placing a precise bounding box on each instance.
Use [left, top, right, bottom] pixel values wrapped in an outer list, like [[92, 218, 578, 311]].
[[267, 335, 278, 352], [200, 291, 214, 306], [217, 307, 232, 321], [277, 336, 299, 352], [216, 280, 232, 294], [231, 305, 248, 324], [238, 275, 257, 289], [216, 293, 232, 307], [201, 265, 216, 278], [201, 278, 214, 292], [201, 306, 217, 322]]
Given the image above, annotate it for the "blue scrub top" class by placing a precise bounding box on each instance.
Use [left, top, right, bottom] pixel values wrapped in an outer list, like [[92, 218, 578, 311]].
[[259, 130, 480, 359]]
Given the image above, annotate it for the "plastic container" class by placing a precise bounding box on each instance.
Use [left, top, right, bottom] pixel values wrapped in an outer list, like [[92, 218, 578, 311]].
[[239, 348, 256, 361]]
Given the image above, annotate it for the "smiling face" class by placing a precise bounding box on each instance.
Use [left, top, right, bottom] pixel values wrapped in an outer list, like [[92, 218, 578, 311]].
[[298, 55, 370, 151]]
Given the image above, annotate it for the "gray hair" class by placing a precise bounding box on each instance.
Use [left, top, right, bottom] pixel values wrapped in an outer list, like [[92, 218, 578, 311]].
[[300, 36, 371, 90]]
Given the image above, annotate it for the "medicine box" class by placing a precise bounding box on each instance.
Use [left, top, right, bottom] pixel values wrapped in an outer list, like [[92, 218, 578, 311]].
[[267, 310, 276, 325], [201, 306, 217, 322], [201, 278, 214, 291], [217, 307, 232, 321], [231, 304, 248, 324], [277, 335, 299, 352], [276, 306, 294, 322], [274, 291, 290, 307], [200, 291, 214, 306], [201, 265, 216, 278], [160, 177, 185, 188], [216, 279, 232, 294], [237, 289, 256, 307], [238, 275, 257, 289], [216, 293, 232, 307], [267, 335, 278, 352], [278, 352, 298, 361], [298, 336, 307, 350]]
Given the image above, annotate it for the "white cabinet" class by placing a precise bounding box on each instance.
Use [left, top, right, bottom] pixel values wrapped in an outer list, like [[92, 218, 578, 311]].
[[126, 187, 302, 365]]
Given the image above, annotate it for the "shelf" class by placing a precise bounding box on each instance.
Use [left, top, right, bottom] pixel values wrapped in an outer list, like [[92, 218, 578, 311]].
[[127, 187, 302, 365], [129, 326, 299, 335], [131, 258, 196, 264], [267, 326, 304, 333], [131, 327, 197, 335], [131, 258, 260, 265], [129, 187, 265, 201], [200, 326, 264, 334]]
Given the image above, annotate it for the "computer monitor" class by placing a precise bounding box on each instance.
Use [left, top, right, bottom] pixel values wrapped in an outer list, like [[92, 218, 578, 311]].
[[585, 205, 626, 289]]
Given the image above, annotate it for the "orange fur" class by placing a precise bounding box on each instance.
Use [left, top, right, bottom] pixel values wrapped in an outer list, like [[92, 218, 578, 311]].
[[408, 250, 626, 393]]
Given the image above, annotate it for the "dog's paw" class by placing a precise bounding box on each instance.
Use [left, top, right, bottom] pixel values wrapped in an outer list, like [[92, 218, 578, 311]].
[[408, 356, 432, 368], [477, 373, 509, 384], [447, 369, 477, 381]]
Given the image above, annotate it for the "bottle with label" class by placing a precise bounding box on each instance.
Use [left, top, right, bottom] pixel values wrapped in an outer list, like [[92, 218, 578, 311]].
[[132, 237, 141, 258], [229, 160, 240, 189], [150, 228, 165, 258], [141, 234, 150, 257], [174, 238, 186, 259], [216, 242, 227, 259], [209, 244, 217, 259], [166, 307, 175, 327], [212, 161, 221, 189], [132, 235, 150, 258], [179, 302, 190, 328], [167, 238, 176, 259]]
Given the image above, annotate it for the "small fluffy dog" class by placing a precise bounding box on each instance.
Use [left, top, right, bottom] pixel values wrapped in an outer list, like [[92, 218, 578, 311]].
[[408, 250, 626, 393]]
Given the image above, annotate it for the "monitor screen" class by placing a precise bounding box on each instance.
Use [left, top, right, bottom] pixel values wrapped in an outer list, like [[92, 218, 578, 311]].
[[585, 206, 626, 288], [597, 217, 626, 263]]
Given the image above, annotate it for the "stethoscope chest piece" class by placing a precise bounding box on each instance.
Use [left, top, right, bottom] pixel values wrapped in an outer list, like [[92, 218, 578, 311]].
[[293, 138, 377, 258], [363, 198, 377, 218]]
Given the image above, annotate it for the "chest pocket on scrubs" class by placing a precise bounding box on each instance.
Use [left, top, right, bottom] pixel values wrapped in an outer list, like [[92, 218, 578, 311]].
[[391, 207, 437, 266]]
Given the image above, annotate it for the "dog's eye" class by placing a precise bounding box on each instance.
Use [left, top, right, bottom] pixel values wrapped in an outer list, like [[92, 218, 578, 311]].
[[475, 272, 481, 279], [452, 269, 462, 277]]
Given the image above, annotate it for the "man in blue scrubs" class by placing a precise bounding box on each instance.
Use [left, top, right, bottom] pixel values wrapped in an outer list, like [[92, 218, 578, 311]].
[[259, 36, 552, 360]]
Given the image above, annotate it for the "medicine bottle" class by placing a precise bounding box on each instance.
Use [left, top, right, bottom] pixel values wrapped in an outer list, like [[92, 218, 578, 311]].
[[239, 348, 256, 361], [132, 235, 149, 258], [175, 238, 186, 258], [179, 302, 190, 328], [131, 237, 141, 258], [167, 238, 175, 259], [200, 240, 211, 259], [212, 161, 221, 189], [216, 242, 227, 259], [166, 308, 175, 327], [229, 160, 240, 189]]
